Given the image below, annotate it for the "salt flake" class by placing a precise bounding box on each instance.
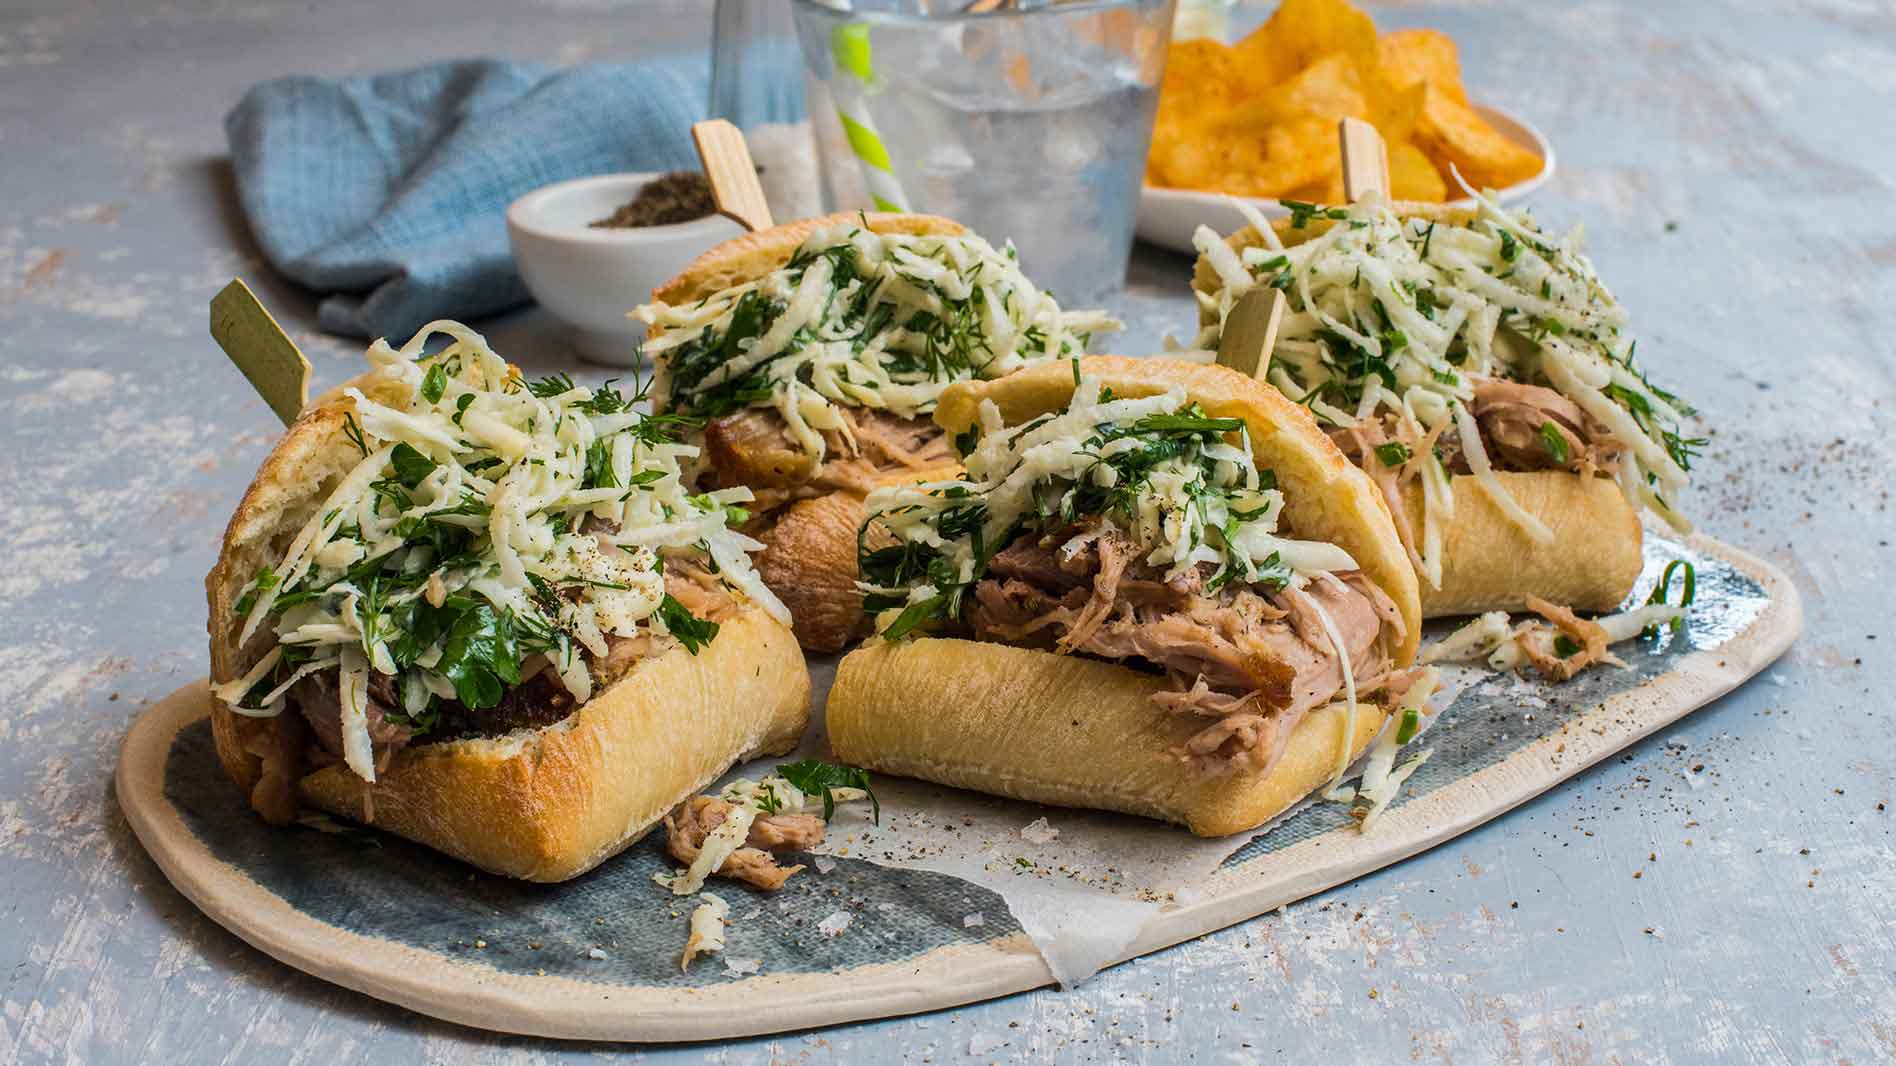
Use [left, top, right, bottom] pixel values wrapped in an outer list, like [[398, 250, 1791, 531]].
[[1020, 817, 1060, 845]]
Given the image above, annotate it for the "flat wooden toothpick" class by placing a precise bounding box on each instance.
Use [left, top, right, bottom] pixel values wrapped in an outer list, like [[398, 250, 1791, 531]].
[[210, 279, 310, 426], [1339, 116, 1391, 204], [1215, 286, 1287, 381], [691, 119, 773, 233]]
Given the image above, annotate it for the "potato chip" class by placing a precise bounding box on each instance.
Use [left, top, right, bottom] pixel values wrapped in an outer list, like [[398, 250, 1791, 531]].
[[1275, 52, 1370, 122], [1415, 84, 1544, 191], [1245, 116, 1340, 199], [1240, 0, 1380, 85], [1388, 140, 1448, 202], [1369, 79, 1426, 146], [1378, 29, 1468, 105], [1203, 52, 1366, 139]]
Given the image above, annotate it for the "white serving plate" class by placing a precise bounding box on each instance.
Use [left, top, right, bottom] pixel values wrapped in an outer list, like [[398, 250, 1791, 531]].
[[1135, 103, 1556, 255]]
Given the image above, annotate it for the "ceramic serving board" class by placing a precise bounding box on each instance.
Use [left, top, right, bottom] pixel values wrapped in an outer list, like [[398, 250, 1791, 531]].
[[116, 532, 1798, 1042]]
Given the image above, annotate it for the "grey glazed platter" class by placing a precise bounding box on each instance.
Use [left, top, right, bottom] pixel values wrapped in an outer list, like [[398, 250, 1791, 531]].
[[115, 532, 1799, 1042]]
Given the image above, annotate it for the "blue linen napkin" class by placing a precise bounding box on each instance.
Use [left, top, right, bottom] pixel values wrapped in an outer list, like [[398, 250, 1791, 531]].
[[225, 54, 802, 340]]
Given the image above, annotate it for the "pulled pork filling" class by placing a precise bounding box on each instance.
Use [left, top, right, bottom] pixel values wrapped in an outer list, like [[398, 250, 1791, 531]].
[[703, 405, 955, 519], [662, 795, 825, 892], [970, 528, 1401, 772], [1331, 379, 1623, 478]]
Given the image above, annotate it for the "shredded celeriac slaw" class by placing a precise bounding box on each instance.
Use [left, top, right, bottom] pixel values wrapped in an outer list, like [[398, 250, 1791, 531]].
[[212, 321, 786, 783], [637, 222, 1120, 462], [858, 371, 1359, 640]]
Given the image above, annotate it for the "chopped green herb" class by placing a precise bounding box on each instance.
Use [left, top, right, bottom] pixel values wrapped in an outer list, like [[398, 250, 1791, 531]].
[[656, 593, 719, 654], [420, 363, 449, 404], [1642, 559, 1696, 636], [775, 759, 879, 822], [1373, 441, 1412, 468], [1539, 422, 1571, 465], [341, 413, 369, 457], [390, 443, 437, 487], [1395, 706, 1421, 744]]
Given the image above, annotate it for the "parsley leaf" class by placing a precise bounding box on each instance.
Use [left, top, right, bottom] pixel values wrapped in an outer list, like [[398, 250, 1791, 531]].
[[390, 443, 437, 487], [656, 594, 719, 654], [775, 760, 879, 822], [1373, 441, 1412, 468], [435, 600, 521, 710], [420, 363, 449, 404]]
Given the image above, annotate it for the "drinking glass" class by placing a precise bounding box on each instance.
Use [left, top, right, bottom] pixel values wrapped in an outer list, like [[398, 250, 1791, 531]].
[[791, 0, 1174, 306]]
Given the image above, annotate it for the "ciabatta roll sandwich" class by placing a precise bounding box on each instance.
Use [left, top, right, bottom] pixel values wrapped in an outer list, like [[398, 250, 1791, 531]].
[[636, 212, 1118, 651], [829, 356, 1426, 836], [1191, 193, 1702, 616], [207, 322, 809, 882]]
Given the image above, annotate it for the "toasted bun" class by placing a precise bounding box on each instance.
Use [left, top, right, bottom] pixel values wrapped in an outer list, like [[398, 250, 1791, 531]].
[[827, 356, 1420, 835], [298, 608, 807, 881], [831, 638, 1387, 836], [1193, 207, 1645, 617], [206, 378, 811, 881], [1405, 471, 1643, 617]]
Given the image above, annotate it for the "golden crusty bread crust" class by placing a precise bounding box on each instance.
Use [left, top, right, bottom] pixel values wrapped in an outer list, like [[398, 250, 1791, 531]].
[[932, 355, 1421, 662], [830, 638, 1388, 836], [206, 370, 811, 881], [1402, 471, 1643, 617], [828, 356, 1421, 836], [1192, 206, 1644, 616]]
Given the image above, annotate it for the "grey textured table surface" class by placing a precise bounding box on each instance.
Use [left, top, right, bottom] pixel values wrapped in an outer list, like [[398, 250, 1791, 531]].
[[2, 0, 1891, 1062]]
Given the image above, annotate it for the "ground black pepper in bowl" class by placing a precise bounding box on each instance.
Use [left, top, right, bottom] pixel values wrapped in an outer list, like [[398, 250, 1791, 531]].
[[591, 171, 716, 228]]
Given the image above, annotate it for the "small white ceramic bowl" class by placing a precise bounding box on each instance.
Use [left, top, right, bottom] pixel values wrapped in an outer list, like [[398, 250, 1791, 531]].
[[507, 173, 744, 366]]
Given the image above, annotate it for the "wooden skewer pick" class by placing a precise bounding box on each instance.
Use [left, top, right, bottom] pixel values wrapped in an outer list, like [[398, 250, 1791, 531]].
[[1215, 286, 1287, 383], [691, 119, 774, 233], [1339, 116, 1391, 204], [210, 279, 310, 426]]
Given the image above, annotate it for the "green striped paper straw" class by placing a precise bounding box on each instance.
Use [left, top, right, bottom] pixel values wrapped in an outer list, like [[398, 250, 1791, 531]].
[[830, 23, 910, 213]]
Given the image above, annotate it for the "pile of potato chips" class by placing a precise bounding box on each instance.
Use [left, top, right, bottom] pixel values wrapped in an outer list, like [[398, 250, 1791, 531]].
[[1147, 0, 1545, 203]]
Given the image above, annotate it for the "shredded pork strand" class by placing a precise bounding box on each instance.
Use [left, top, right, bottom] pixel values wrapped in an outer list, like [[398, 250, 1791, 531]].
[[708, 406, 955, 519], [662, 795, 825, 891], [969, 527, 1400, 775], [1518, 595, 1621, 681]]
